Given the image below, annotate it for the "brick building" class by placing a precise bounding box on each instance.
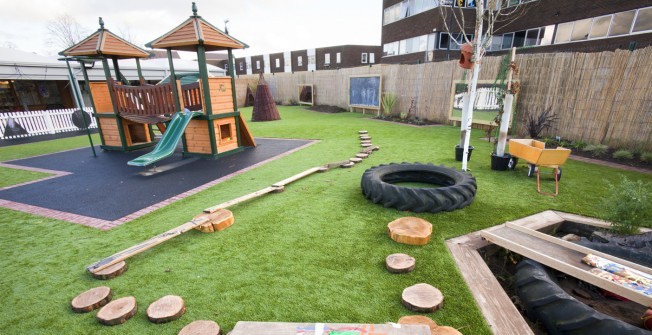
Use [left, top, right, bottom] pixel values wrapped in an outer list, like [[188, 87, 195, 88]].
[[381, 0, 652, 64]]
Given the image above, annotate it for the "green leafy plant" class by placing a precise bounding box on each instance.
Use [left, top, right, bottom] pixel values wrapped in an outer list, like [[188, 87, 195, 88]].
[[583, 144, 609, 157], [571, 140, 588, 151], [641, 152, 652, 163], [602, 176, 651, 235], [381, 93, 397, 117], [400, 111, 409, 120], [612, 149, 633, 160]]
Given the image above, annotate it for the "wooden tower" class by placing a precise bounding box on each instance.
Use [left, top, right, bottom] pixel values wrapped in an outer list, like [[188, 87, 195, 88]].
[[146, 2, 256, 158], [61, 18, 156, 152]]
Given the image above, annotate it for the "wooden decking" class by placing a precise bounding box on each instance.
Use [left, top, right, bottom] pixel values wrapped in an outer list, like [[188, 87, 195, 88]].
[[446, 210, 652, 335]]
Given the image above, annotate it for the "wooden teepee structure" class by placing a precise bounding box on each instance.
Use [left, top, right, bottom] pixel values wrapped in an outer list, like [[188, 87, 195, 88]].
[[251, 73, 280, 122]]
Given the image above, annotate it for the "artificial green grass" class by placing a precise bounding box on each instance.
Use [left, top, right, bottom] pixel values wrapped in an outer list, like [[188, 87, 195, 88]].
[[0, 106, 650, 335], [0, 167, 52, 189]]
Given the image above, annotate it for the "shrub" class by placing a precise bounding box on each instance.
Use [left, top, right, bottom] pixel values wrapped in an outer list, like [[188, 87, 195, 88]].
[[602, 176, 651, 234], [381, 93, 397, 117], [525, 108, 558, 139], [641, 152, 652, 163], [583, 144, 609, 157], [571, 140, 588, 151], [612, 149, 633, 160]]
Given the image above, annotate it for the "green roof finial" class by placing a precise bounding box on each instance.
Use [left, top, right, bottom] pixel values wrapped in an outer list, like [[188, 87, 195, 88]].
[[192, 2, 198, 16], [99, 17, 104, 29]]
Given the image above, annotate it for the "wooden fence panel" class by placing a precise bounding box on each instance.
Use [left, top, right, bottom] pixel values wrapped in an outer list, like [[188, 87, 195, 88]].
[[235, 47, 652, 150]]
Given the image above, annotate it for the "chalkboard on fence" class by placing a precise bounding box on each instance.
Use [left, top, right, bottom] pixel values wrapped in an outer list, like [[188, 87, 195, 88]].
[[349, 75, 381, 109]]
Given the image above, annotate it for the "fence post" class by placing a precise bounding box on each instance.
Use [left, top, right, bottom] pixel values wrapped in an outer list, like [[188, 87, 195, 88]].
[[43, 110, 57, 134]]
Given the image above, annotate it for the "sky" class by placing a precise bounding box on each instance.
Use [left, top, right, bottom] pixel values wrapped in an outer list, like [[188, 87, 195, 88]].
[[0, 0, 382, 59]]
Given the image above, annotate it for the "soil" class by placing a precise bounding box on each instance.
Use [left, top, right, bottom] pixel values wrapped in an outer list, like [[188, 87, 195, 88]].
[[307, 105, 347, 113], [480, 223, 650, 335], [374, 115, 442, 126], [569, 148, 651, 171]]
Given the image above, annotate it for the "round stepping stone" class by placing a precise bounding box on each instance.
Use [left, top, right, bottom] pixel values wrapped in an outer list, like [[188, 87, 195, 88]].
[[360, 139, 372, 143], [97, 296, 137, 326], [340, 162, 355, 168], [178, 320, 221, 335], [360, 135, 371, 140], [388, 217, 433, 246], [147, 295, 186, 323], [432, 326, 463, 335], [361, 143, 372, 147], [356, 153, 369, 159], [349, 157, 363, 163], [71, 286, 112, 313], [398, 315, 438, 332], [386, 253, 416, 273], [358, 130, 368, 134], [401, 283, 444, 313], [91, 261, 128, 280]]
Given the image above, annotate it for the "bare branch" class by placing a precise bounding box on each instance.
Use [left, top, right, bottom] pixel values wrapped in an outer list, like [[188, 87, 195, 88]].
[[46, 14, 89, 50]]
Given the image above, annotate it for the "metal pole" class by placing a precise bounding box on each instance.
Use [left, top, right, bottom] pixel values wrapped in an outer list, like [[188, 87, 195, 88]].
[[65, 59, 97, 157], [167, 48, 181, 111]]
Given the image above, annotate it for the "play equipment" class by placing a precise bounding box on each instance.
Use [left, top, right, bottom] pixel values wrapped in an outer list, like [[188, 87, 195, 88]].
[[251, 73, 280, 122], [509, 138, 571, 196], [361, 163, 477, 213], [61, 5, 256, 165], [86, 132, 380, 278]]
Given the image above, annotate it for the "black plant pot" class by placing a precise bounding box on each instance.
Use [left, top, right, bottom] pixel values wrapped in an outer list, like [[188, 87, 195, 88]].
[[455, 145, 474, 161], [491, 153, 518, 171]]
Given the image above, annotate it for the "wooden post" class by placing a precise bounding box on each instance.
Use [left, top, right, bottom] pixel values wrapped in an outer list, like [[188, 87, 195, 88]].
[[135, 58, 145, 85], [111, 57, 121, 83], [101, 57, 127, 148], [197, 44, 213, 115], [65, 58, 96, 157], [79, 60, 106, 147]]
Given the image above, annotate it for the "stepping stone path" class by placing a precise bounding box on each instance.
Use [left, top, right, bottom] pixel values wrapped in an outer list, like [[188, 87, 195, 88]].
[[178, 320, 221, 335], [360, 135, 371, 140], [71, 286, 112, 313], [397, 315, 438, 332], [356, 153, 369, 159], [341, 162, 355, 168], [360, 140, 372, 144], [358, 130, 368, 134], [361, 143, 373, 147], [91, 261, 128, 280], [96, 296, 137, 326], [387, 217, 433, 245], [147, 295, 186, 323], [402, 283, 444, 313], [386, 253, 416, 273], [349, 157, 363, 163]]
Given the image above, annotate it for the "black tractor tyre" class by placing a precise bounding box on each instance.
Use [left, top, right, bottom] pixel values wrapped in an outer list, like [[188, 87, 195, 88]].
[[515, 260, 650, 335], [360, 162, 477, 213]]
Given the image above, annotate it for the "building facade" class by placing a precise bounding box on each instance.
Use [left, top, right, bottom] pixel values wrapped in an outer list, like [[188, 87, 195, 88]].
[[381, 0, 652, 64]]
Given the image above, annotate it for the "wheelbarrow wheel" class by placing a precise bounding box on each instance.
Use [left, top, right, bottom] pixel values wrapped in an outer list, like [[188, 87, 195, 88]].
[[527, 164, 537, 177]]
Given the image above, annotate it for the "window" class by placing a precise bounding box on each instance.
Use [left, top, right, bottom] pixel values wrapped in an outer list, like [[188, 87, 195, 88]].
[[324, 53, 331, 65], [609, 10, 635, 36], [383, 3, 402, 25], [297, 56, 303, 67], [513, 30, 526, 47], [361, 53, 368, 63], [590, 15, 611, 39], [383, 41, 399, 56], [239, 62, 244, 71], [438, 33, 450, 49], [336, 52, 341, 63], [501, 32, 514, 49], [256, 60, 260, 69], [275, 58, 280, 68], [633, 7, 652, 32], [554, 22, 573, 43], [524, 29, 540, 46], [489, 35, 502, 51], [540, 25, 555, 45], [369, 53, 375, 63], [571, 18, 592, 41]]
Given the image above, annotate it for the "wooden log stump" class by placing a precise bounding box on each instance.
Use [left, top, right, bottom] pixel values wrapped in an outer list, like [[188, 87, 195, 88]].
[[386, 253, 416, 273], [96, 296, 137, 326], [349, 157, 363, 163], [195, 222, 214, 233], [388, 217, 433, 245], [147, 295, 186, 323], [432, 326, 463, 335], [401, 283, 444, 313], [91, 261, 128, 280], [194, 209, 234, 232], [361, 143, 373, 148], [358, 130, 368, 134], [178, 320, 221, 335], [341, 162, 355, 168], [71, 286, 112, 313], [360, 140, 372, 144], [356, 153, 369, 159], [360, 135, 371, 140], [398, 315, 438, 333]]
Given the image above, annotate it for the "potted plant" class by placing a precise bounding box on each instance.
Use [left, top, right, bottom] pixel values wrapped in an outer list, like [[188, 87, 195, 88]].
[[490, 49, 518, 171]]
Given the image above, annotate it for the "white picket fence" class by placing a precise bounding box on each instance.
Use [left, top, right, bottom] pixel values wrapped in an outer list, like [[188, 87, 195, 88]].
[[0, 107, 97, 139]]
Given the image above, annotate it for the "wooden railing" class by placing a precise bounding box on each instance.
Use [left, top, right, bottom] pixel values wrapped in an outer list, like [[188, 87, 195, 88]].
[[112, 82, 176, 116], [180, 82, 203, 112]]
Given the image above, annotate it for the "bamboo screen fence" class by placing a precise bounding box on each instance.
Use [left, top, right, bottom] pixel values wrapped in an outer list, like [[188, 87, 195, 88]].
[[236, 46, 652, 151]]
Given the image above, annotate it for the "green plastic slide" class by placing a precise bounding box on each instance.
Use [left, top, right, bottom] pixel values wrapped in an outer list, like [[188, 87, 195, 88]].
[[127, 110, 202, 167]]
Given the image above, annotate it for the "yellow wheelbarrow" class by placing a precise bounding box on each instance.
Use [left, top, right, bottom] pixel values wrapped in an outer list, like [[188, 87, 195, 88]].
[[509, 139, 571, 196]]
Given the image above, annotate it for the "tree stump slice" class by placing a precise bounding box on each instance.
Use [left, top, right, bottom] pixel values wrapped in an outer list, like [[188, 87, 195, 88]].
[[350, 157, 363, 163], [96, 296, 137, 326], [386, 253, 416, 273], [360, 135, 371, 140], [195, 222, 215, 233], [147, 295, 186, 323], [388, 217, 433, 245], [178, 320, 221, 335], [356, 153, 369, 159], [194, 209, 234, 232], [71, 286, 112, 313], [401, 283, 444, 313], [361, 143, 373, 147], [91, 261, 128, 280], [360, 140, 372, 144], [432, 326, 463, 335], [398, 315, 438, 332], [341, 162, 355, 168], [358, 130, 368, 134]]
